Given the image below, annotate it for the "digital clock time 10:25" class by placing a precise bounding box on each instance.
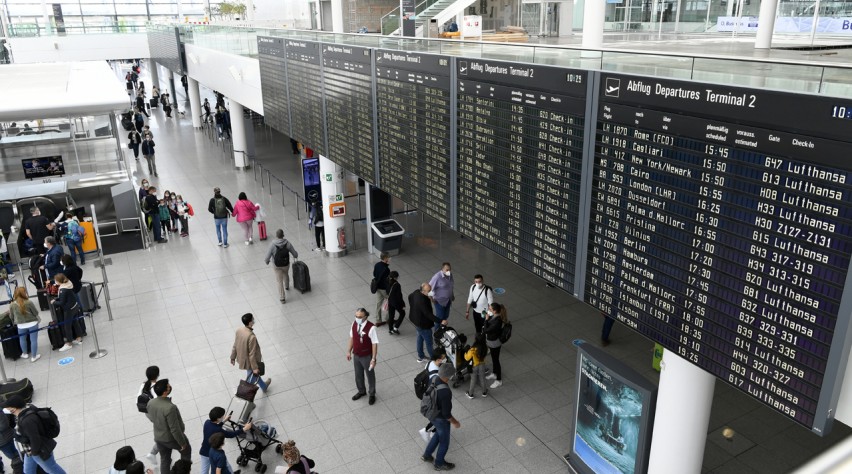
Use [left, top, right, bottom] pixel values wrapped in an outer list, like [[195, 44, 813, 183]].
[[831, 105, 852, 119]]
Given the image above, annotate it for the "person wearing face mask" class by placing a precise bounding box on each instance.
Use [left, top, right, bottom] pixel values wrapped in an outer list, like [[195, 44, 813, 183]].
[[0, 394, 24, 473], [465, 274, 493, 335], [346, 308, 379, 405], [175, 195, 190, 237], [418, 348, 447, 443], [199, 407, 250, 474], [208, 187, 234, 248], [385, 270, 405, 335], [372, 253, 391, 326], [230, 313, 271, 393], [141, 134, 157, 177], [408, 283, 447, 363], [483, 303, 509, 389], [3, 396, 67, 474], [52, 273, 83, 352], [146, 380, 192, 474], [59, 255, 82, 307], [428, 263, 455, 328], [40, 236, 63, 280], [138, 179, 150, 202]]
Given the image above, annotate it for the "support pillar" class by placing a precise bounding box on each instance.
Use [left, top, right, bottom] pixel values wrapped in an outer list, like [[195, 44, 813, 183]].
[[330, 0, 344, 32], [581, 0, 605, 49], [647, 350, 715, 474], [230, 101, 248, 169], [168, 70, 177, 106], [149, 61, 160, 90], [188, 77, 202, 128], [319, 155, 346, 257], [755, 0, 778, 49], [246, 0, 255, 20], [558, 0, 574, 37]]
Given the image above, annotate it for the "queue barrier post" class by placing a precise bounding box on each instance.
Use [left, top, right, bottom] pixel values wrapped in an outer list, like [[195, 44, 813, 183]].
[[87, 312, 108, 359]]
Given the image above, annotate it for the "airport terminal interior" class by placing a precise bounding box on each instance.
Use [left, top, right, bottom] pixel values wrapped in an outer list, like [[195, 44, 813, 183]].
[[1, 1, 852, 473]]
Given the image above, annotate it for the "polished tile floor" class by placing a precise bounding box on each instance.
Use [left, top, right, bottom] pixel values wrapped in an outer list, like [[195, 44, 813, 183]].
[[4, 78, 850, 474]]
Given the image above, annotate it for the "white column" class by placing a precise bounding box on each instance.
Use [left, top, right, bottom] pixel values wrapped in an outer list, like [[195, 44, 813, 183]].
[[559, 0, 574, 36], [246, 0, 255, 20], [168, 70, 177, 104], [230, 101, 248, 168], [188, 77, 202, 128], [581, 0, 605, 49], [320, 155, 346, 257], [149, 61, 160, 90], [330, 0, 344, 32], [647, 350, 715, 474], [755, 0, 778, 49], [365, 183, 373, 254]]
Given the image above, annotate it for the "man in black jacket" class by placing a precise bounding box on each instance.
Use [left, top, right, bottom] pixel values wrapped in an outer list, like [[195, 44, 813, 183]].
[[373, 253, 390, 326], [0, 401, 23, 474], [408, 283, 446, 363], [207, 187, 234, 248], [3, 396, 66, 473], [144, 186, 165, 243]]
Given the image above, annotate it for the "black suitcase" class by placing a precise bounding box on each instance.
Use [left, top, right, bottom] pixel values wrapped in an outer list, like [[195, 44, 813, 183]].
[[37, 290, 51, 312], [292, 261, 311, 293], [1, 325, 21, 360], [150, 97, 159, 109], [0, 378, 34, 404], [47, 323, 64, 350], [79, 282, 98, 312], [72, 313, 87, 338]]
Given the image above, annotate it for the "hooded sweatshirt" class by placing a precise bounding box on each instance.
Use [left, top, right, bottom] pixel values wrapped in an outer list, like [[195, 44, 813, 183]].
[[264, 238, 298, 266]]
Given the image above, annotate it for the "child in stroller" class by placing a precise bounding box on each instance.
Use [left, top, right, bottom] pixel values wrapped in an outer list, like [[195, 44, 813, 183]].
[[433, 326, 470, 388], [229, 418, 281, 473]]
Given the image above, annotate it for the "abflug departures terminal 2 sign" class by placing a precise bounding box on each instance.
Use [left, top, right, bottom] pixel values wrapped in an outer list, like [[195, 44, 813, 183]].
[[585, 73, 852, 434]]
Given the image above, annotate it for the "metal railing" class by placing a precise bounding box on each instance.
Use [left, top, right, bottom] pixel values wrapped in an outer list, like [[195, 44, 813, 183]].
[[248, 157, 306, 220], [380, 0, 445, 35], [6, 22, 148, 37]]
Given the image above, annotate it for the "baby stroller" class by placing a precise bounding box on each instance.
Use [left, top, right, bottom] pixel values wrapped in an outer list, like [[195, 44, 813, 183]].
[[232, 419, 281, 473], [434, 326, 471, 388]]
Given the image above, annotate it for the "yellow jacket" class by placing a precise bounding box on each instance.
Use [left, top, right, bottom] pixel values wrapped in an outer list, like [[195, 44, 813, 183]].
[[464, 347, 486, 366]]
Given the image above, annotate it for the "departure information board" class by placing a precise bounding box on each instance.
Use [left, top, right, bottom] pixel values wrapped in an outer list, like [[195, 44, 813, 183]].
[[322, 44, 376, 183], [375, 50, 452, 225], [584, 73, 852, 433], [456, 59, 587, 292], [257, 36, 290, 136], [285, 40, 326, 156]]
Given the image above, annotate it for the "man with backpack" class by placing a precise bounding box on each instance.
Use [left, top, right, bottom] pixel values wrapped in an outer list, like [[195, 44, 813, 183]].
[[264, 229, 299, 304], [420, 364, 460, 471], [465, 274, 493, 334], [0, 401, 23, 474], [3, 395, 66, 473], [207, 187, 234, 248]]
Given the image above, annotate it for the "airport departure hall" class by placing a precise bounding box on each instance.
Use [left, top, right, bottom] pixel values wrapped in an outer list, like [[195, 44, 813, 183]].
[[1, 0, 852, 472]]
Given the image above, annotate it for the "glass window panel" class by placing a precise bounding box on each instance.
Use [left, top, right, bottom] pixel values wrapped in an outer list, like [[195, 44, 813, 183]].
[[692, 58, 822, 93], [601, 52, 693, 79]]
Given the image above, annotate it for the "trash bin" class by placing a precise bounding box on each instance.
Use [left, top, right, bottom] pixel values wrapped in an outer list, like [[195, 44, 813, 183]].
[[371, 219, 405, 256]]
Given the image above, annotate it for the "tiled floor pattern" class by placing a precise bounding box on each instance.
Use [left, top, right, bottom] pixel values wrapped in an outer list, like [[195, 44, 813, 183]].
[[4, 72, 850, 474]]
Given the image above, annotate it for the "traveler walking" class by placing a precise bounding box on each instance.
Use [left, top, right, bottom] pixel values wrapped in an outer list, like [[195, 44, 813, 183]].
[[232, 192, 259, 245], [372, 253, 391, 326], [208, 188, 234, 248], [346, 308, 378, 405], [0, 399, 23, 473], [128, 129, 142, 160], [230, 313, 271, 393], [199, 407, 249, 474], [9, 287, 40, 363], [464, 274, 493, 335], [146, 380, 192, 474], [109, 446, 136, 474], [421, 364, 460, 471], [206, 433, 236, 474], [141, 134, 157, 177], [419, 349, 447, 443], [278, 440, 316, 474], [308, 200, 324, 250], [136, 93, 149, 118], [138, 366, 161, 465], [386, 271, 405, 335], [409, 283, 446, 363], [601, 312, 615, 346], [263, 229, 298, 303], [484, 303, 509, 389], [428, 263, 455, 326], [3, 395, 67, 474], [134, 109, 144, 133]]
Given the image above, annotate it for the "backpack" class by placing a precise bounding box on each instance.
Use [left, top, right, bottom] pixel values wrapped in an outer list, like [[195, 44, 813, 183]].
[[414, 367, 439, 400], [500, 322, 513, 344], [141, 197, 151, 213], [273, 242, 290, 267], [67, 221, 83, 242], [137, 392, 153, 413], [420, 379, 448, 420], [214, 197, 226, 216], [24, 406, 60, 439]]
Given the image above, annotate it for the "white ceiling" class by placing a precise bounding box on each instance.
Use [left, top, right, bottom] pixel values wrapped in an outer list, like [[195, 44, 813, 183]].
[[0, 61, 130, 121]]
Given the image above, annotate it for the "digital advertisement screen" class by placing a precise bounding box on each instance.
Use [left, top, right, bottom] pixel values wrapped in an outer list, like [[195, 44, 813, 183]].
[[569, 343, 656, 474], [22, 156, 65, 179]]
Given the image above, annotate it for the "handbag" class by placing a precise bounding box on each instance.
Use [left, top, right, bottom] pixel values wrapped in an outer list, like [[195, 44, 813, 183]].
[[257, 361, 265, 376], [236, 379, 259, 402], [381, 298, 389, 313], [370, 278, 378, 294]]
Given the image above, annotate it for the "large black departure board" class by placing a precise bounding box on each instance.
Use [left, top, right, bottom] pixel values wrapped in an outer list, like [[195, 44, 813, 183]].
[[322, 44, 377, 183], [375, 50, 452, 225], [285, 40, 326, 156], [456, 59, 587, 292], [258, 36, 290, 137], [584, 73, 852, 433]]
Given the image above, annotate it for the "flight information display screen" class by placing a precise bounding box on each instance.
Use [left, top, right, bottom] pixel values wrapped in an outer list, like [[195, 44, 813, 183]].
[[585, 73, 852, 433], [375, 50, 452, 225], [285, 40, 326, 156], [456, 58, 587, 292], [257, 36, 290, 136], [322, 44, 376, 183]]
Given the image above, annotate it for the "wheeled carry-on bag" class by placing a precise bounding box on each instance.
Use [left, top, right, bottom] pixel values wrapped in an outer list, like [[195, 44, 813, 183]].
[[1, 324, 22, 360], [47, 323, 64, 350], [292, 260, 311, 293], [37, 290, 50, 312], [79, 282, 98, 312], [227, 396, 256, 424], [0, 378, 34, 404], [150, 97, 159, 109], [258, 221, 267, 241]]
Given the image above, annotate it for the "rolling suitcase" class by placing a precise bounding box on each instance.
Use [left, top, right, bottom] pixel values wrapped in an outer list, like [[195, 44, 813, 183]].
[[227, 395, 256, 424], [150, 97, 159, 109], [258, 221, 267, 241], [292, 260, 311, 293], [0, 378, 34, 403], [72, 312, 87, 338], [37, 290, 50, 311], [1, 325, 22, 360], [79, 282, 98, 312], [47, 323, 64, 350]]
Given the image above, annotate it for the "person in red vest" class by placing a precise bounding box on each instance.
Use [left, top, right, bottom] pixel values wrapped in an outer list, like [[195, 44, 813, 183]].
[[346, 308, 379, 405]]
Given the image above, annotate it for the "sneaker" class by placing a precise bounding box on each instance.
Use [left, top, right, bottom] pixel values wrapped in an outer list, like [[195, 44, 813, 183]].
[[313, 247, 322, 252], [217, 242, 223, 246], [20, 353, 28, 359], [486, 373, 497, 381], [416, 357, 425, 363], [434, 462, 456, 471], [245, 241, 250, 246], [72, 339, 83, 345], [490, 380, 502, 389], [31, 354, 41, 363], [145, 453, 157, 464], [249, 238, 253, 244], [263, 378, 272, 391], [465, 391, 474, 399], [181, 233, 188, 237], [482, 391, 488, 398], [223, 244, 229, 248], [58, 344, 72, 352], [419, 428, 431, 443], [421, 454, 434, 463]]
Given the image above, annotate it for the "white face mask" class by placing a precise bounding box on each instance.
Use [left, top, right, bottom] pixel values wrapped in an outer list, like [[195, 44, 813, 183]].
[[355, 316, 362, 324], [475, 283, 483, 289], [444, 271, 451, 277], [43, 243, 49, 248], [2, 409, 10, 415]]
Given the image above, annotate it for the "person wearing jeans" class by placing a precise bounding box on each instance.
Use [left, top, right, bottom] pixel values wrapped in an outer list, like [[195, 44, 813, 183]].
[[408, 283, 446, 362], [0, 395, 24, 473], [3, 396, 67, 474], [428, 263, 455, 328], [230, 313, 271, 393], [422, 363, 460, 471], [9, 287, 41, 363], [264, 230, 298, 304], [208, 188, 234, 248], [484, 303, 509, 389]]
